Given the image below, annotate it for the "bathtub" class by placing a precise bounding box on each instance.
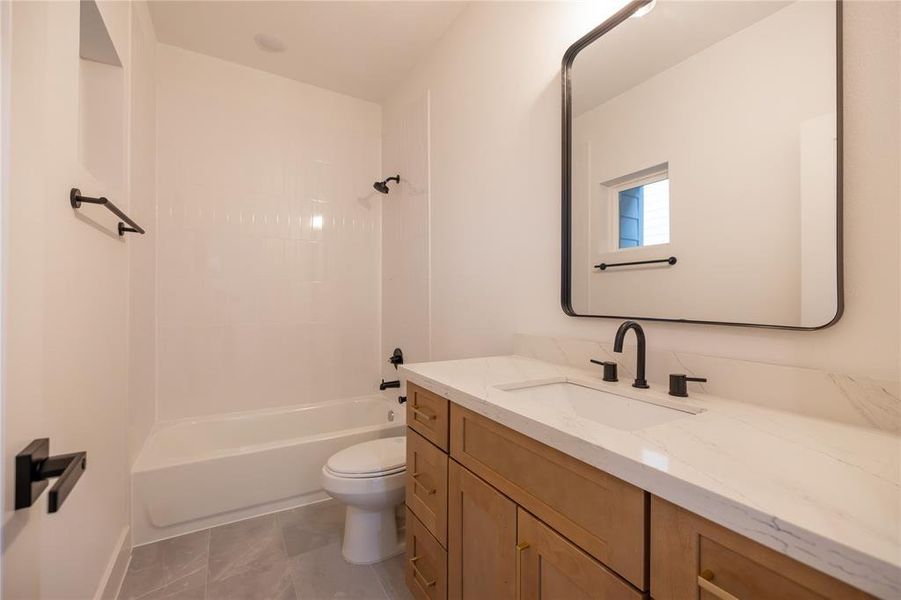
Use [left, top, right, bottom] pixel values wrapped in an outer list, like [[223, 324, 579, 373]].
[[132, 395, 405, 545]]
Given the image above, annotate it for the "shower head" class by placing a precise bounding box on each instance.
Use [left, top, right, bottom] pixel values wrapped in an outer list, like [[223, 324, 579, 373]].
[[373, 175, 400, 194]]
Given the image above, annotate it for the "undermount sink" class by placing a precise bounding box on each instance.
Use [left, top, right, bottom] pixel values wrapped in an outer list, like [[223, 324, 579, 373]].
[[497, 378, 702, 431]]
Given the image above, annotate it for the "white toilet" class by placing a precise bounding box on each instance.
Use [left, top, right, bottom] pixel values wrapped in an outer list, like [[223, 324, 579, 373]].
[[321, 436, 406, 565]]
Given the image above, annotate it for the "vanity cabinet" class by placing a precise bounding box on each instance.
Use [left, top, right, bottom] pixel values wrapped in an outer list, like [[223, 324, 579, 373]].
[[651, 497, 874, 600], [449, 404, 647, 589], [405, 383, 648, 600], [404, 382, 874, 600]]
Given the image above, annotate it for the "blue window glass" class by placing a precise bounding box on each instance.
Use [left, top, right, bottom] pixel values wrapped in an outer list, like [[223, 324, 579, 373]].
[[618, 185, 644, 248]]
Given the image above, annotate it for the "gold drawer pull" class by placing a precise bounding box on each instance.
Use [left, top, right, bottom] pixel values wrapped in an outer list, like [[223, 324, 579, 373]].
[[410, 556, 436, 588], [515, 542, 530, 600], [411, 472, 437, 495], [698, 570, 741, 600], [411, 405, 436, 421]]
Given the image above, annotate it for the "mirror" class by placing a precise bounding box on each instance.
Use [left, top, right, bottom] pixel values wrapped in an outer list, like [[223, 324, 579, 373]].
[[562, 0, 841, 329]]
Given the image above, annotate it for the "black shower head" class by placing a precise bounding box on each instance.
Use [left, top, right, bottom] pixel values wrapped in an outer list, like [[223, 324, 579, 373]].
[[373, 175, 400, 194]]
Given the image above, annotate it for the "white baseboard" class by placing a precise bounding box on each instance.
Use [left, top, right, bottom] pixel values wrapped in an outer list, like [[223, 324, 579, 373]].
[[94, 526, 132, 600]]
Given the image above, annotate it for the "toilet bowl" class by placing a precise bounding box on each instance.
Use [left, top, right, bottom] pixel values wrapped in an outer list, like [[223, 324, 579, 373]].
[[321, 436, 406, 565]]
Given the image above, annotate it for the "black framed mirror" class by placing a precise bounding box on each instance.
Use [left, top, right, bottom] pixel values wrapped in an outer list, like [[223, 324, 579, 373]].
[[562, 0, 843, 330]]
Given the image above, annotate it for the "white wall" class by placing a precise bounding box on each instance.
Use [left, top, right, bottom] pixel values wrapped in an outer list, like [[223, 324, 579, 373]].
[[155, 45, 383, 420], [382, 1, 899, 383], [571, 1, 836, 326], [127, 2, 157, 465], [2, 1, 157, 597]]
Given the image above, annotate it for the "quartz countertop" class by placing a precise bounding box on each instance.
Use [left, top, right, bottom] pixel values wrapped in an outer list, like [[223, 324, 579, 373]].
[[400, 355, 901, 599]]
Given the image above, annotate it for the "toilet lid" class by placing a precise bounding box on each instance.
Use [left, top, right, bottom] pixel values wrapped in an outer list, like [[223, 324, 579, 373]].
[[326, 436, 406, 478]]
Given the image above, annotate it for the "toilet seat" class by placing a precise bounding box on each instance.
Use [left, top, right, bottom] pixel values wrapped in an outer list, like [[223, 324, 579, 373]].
[[324, 464, 405, 479], [325, 436, 406, 479]]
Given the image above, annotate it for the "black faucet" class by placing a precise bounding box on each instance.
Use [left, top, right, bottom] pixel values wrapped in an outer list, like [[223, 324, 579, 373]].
[[613, 321, 649, 389]]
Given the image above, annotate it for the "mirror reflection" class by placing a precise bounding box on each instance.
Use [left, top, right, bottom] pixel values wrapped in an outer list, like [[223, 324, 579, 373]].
[[565, 0, 840, 328]]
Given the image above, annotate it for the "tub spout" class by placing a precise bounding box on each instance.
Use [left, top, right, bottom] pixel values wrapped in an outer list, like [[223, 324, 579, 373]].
[[379, 379, 400, 391]]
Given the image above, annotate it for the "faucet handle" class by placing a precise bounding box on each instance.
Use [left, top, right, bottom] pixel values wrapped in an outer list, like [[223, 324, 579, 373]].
[[590, 359, 618, 382], [669, 374, 707, 397]]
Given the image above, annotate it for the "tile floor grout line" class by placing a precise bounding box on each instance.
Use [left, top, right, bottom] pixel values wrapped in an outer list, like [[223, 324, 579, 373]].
[[204, 525, 212, 598], [276, 510, 290, 559], [132, 565, 207, 600], [372, 564, 393, 600]]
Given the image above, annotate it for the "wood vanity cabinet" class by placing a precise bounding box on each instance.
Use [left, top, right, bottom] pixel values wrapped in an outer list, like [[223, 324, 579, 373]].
[[650, 497, 875, 600], [404, 383, 874, 600], [405, 383, 647, 600]]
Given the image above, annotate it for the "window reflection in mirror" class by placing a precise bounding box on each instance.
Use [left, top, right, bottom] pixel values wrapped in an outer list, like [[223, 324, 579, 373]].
[[609, 171, 669, 249]]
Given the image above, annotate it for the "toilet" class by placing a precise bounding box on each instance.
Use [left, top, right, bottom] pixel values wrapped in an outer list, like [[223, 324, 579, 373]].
[[321, 436, 407, 565]]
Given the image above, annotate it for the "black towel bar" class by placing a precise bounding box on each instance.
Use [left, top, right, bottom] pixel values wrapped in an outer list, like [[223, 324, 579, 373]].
[[15, 438, 87, 513], [70, 188, 145, 236], [595, 256, 677, 270]]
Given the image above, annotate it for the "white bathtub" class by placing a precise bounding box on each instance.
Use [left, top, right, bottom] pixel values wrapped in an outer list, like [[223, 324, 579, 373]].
[[132, 395, 405, 545]]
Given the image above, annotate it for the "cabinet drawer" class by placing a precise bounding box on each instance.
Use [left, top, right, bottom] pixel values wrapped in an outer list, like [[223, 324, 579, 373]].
[[406, 508, 448, 600], [407, 383, 449, 451], [406, 427, 448, 547], [449, 404, 647, 590], [517, 508, 643, 600], [651, 496, 874, 600]]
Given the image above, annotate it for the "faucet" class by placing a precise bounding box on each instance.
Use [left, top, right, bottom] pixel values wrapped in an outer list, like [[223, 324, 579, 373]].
[[379, 379, 400, 391], [613, 321, 649, 389]]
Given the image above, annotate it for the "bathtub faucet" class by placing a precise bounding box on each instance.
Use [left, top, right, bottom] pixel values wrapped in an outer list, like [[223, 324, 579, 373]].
[[379, 379, 400, 391]]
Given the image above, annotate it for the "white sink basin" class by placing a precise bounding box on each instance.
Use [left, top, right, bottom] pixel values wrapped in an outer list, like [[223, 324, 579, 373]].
[[498, 379, 701, 431]]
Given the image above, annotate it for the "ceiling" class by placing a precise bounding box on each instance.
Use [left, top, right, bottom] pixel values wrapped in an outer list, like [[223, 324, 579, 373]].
[[571, 1, 793, 116], [147, 1, 468, 103]]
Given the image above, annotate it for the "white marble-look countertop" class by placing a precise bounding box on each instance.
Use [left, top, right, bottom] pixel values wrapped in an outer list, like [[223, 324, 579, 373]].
[[400, 355, 901, 599]]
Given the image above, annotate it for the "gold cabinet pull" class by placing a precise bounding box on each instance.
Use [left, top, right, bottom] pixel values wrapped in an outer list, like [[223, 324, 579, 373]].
[[698, 570, 741, 600], [411, 405, 436, 421], [410, 556, 437, 589], [515, 542, 530, 600], [411, 472, 437, 495]]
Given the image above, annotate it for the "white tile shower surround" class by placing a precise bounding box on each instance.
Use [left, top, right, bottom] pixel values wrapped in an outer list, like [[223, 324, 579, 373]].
[[381, 92, 431, 381], [155, 44, 383, 421], [401, 352, 901, 599], [118, 501, 412, 600]]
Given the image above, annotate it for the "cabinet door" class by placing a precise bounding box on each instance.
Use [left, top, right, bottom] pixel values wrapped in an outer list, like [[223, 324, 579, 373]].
[[448, 461, 516, 600], [517, 509, 642, 600]]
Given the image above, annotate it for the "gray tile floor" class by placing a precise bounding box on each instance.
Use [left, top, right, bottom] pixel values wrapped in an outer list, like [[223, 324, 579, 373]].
[[118, 500, 413, 600]]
